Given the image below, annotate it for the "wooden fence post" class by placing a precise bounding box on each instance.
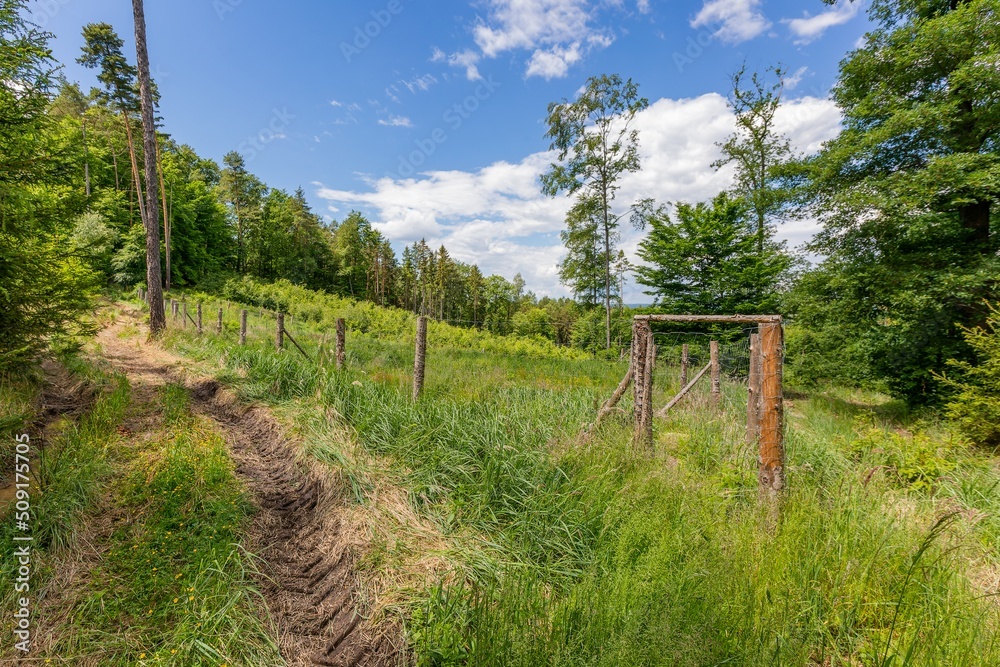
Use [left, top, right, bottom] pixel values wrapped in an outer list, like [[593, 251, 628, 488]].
[[633, 319, 654, 449], [136, 287, 142, 301], [413, 316, 427, 400], [239, 309, 247, 345], [217, 307, 224, 334], [710, 340, 720, 407], [746, 333, 762, 446], [276, 313, 284, 350], [680, 344, 689, 390], [197, 302, 203, 334], [758, 323, 785, 497], [182, 301, 188, 328], [336, 318, 346, 370]]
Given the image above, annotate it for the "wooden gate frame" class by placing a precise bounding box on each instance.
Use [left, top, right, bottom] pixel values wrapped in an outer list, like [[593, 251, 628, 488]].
[[631, 314, 785, 496]]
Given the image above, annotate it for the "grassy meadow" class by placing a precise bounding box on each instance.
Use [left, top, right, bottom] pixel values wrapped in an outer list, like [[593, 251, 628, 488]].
[[143, 289, 1000, 667]]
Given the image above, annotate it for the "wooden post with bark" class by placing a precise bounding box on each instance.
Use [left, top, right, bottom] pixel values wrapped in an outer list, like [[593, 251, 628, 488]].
[[196, 302, 203, 334], [632, 314, 784, 498], [276, 313, 284, 350], [217, 307, 223, 334], [746, 332, 762, 446], [335, 318, 346, 370], [413, 316, 427, 401], [632, 319, 655, 449], [239, 310, 247, 346], [710, 340, 720, 407], [680, 344, 689, 390], [758, 323, 784, 497], [182, 301, 187, 328]]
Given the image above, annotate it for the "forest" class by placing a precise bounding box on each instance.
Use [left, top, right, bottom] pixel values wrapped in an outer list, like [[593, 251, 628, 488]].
[[2, 0, 999, 665]]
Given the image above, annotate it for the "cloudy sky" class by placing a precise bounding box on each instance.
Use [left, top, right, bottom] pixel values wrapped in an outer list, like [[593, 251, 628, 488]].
[[37, 0, 869, 300]]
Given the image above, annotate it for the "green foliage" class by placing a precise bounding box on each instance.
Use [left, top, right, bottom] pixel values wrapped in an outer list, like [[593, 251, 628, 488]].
[[713, 63, 793, 251], [636, 192, 792, 314], [218, 276, 588, 360], [570, 307, 631, 353], [942, 304, 1000, 446], [162, 310, 1000, 667], [846, 422, 963, 490], [512, 307, 555, 341], [787, 0, 1000, 404], [542, 73, 649, 349], [0, 1, 97, 368]]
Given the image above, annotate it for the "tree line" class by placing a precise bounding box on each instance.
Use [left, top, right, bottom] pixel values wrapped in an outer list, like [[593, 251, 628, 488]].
[[3, 0, 998, 410]]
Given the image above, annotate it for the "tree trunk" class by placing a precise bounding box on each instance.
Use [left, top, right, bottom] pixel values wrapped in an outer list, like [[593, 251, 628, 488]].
[[132, 0, 166, 335], [121, 110, 146, 227], [603, 186, 612, 350], [156, 138, 171, 290], [959, 201, 990, 247]]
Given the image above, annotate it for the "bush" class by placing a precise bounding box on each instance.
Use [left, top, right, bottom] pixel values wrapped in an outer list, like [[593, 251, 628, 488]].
[[941, 304, 1000, 447]]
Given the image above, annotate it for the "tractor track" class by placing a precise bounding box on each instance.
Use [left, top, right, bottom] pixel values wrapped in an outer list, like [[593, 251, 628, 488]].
[[98, 312, 401, 667]]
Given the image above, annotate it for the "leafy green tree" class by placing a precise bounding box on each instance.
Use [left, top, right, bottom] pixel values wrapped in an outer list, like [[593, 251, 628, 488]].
[[513, 307, 556, 341], [542, 74, 649, 349], [713, 64, 792, 253], [788, 0, 1000, 402], [636, 193, 792, 314]]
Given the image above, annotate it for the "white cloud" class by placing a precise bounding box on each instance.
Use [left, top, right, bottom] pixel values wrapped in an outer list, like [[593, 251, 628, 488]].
[[315, 94, 842, 298], [782, 1, 862, 44], [402, 73, 439, 94], [784, 66, 809, 91], [637, 0, 651, 13], [378, 115, 413, 128], [433, 48, 482, 81], [525, 43, 584, 80], [691, 0, 771, 44], [435, 0, 615, 81]]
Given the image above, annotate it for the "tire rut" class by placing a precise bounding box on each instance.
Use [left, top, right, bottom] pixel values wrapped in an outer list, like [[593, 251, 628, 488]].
[[97, 318, 401, 667]]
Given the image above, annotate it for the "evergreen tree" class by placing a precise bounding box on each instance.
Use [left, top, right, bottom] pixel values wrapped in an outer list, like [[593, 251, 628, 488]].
[[636, 193, 792, 314]]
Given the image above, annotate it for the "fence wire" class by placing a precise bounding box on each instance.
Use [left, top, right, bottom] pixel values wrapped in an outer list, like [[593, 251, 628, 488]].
[[651, 329, 756, 383]]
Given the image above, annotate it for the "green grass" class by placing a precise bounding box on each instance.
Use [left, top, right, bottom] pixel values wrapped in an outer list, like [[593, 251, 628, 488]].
[[48, 382, 283, 665], [0, 356, 283, 666], [148, 292, 1000, 667]]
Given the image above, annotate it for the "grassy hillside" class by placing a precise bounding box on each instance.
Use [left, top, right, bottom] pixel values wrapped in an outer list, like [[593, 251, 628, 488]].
[[143, 289, 1000, 667]]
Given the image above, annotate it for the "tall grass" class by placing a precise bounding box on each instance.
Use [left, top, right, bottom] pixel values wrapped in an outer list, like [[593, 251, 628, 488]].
[[154, 293, 1000, 667]]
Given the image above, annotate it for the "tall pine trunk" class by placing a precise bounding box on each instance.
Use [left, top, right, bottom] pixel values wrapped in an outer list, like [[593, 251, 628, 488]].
[[156, 138, 170, 290], [121, 110, 146, 226], [132, 0, 165, 334]]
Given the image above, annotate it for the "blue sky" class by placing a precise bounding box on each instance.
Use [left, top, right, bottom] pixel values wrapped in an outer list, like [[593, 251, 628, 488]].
[[33, 0, 871, 299]]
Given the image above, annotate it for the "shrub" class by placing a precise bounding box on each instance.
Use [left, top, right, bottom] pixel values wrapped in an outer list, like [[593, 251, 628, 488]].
[[941, 304, 1000, 447]]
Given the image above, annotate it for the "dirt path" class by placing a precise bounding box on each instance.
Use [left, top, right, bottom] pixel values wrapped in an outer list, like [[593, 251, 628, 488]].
[[95, 309, 400, 667]]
